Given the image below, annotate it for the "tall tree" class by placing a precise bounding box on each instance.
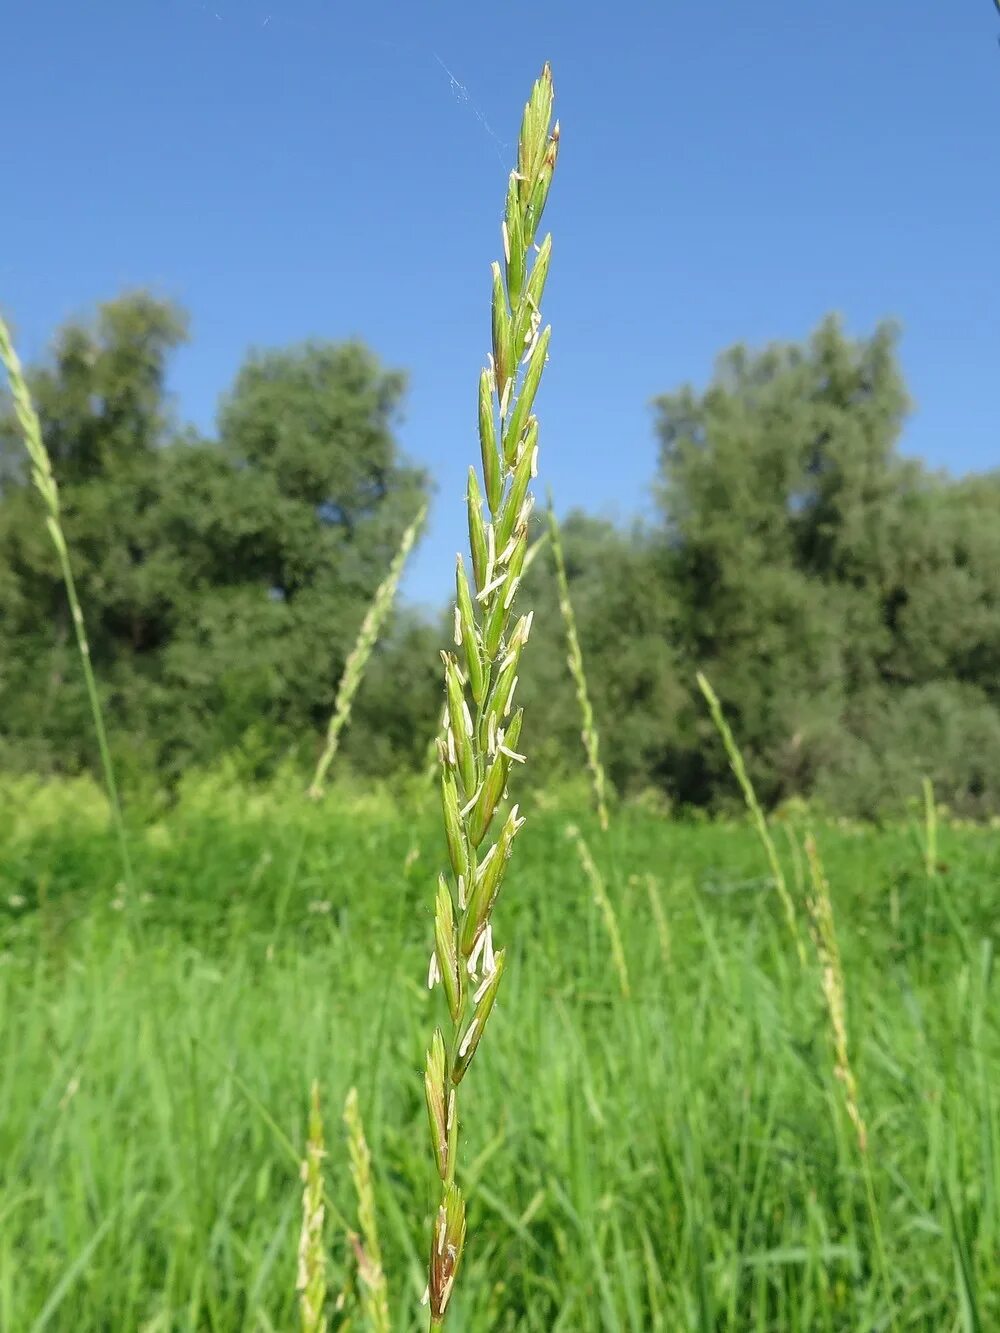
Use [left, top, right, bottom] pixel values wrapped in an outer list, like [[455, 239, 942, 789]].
[[0, 295, 430, 779], [0, 294, 187, 773], [654, 315, 1000, 814]]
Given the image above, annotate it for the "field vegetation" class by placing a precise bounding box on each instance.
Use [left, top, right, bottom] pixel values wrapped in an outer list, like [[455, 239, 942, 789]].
[[2, 775, 998, 1329]]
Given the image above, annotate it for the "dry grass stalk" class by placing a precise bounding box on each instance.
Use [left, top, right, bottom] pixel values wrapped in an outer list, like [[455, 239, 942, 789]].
[[0, 313, 134, 896], [298, 1081, 329, 1333], [803, 834, 867, 1154], [546, 500, 610, 830], [343, 1088, 391, 1333], [309, 502, 427, 798], [696, 671, 806, 967], [568, 824, 631, 999], [422, 64, 559, 1329]]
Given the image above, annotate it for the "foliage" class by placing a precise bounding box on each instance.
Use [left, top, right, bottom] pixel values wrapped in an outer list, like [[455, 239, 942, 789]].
[[516, 512, 684, 796], [4, 302, 1000, 816], [0, 294, 434, 784], [652, 316, 1000, 815]]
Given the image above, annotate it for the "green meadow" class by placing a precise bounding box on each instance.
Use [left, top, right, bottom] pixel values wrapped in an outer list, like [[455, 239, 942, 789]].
[[2, 26, 998, 1333], [2, 775, 996, 1330]]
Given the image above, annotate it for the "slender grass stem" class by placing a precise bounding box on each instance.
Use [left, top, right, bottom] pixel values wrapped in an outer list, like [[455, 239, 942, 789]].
[[567, 823, 630, 999], [696, 670, 805, 966], [0, 313, 134, 897], [547, 498, 610, 829], [922, 775, 938, 879]]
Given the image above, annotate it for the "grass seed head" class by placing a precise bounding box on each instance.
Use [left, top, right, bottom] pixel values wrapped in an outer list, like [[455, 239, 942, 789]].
[[343, 1087, 391, 1333], [298, 1081, 328, 1333], [423, 62, 558, 1327], [309, 502, 426, 798]]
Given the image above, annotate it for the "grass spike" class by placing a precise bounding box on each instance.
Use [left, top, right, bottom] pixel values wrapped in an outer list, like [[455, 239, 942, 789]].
[[309, 503, 426, 798], [423, 62, 558, 1329], [804, 832, 897, 1330], [343, 1087, 390, 1333], [298, 1080, 328, 1333]]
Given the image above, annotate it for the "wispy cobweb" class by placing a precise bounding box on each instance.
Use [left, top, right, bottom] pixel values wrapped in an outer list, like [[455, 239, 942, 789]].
[[433, 54, 509, 168], [185, 4, 509, 161]]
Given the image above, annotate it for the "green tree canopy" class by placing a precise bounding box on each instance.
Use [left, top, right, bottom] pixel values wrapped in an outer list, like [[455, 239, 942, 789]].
[[653, 316, 1000, 814], [516, 512, 684, 798], [0, 293, 433, 782], [4, 299, 999, 816]]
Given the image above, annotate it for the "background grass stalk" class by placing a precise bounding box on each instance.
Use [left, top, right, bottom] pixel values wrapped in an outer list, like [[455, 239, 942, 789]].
[[804, 832, 896, 1329], [546, 498, 610, 829], [309, 502, 427, 798], [696, 670, 806, 966], [0, 314, 135, 898], [344, 1088, 391, 1333], [568, 824, 631, 998], [422, 63, 559, 1328], [298, 1081, 328, 1333], [643, 873, 671, 967]]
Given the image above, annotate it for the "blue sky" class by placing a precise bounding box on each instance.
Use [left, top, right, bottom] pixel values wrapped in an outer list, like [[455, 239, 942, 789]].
[[4, 1, 998, 607]]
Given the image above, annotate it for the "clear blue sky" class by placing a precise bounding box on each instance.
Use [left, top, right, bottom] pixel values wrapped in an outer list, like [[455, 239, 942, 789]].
[[4, 1, 998, 608]]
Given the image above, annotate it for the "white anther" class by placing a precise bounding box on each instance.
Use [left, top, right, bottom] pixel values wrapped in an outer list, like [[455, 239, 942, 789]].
[[427, 951, 441, 989], [458, 1019, 479, 1060], [503, 576, 521, 610]]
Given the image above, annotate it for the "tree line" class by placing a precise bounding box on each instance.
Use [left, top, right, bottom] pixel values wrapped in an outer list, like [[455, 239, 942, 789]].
[[3, 293, 998, 815]]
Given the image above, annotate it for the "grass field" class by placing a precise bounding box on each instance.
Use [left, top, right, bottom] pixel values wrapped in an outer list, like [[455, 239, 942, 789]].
[[1, 773, 997, 1331]]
